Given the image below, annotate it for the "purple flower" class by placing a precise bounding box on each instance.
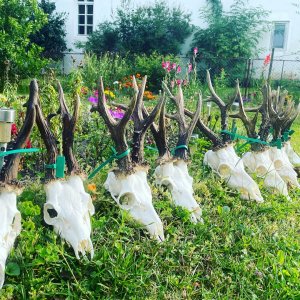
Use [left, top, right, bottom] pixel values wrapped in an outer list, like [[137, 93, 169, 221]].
[[176, 65, 181, 73], [88, 96, 98, 104], [193, 47, 198, 55], [109, 108, 125, 119]]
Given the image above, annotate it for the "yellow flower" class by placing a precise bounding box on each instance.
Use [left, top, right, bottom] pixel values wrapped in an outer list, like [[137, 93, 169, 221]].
[[0, 94, 7, 103], [104, 90, 115, 99], [87, 183, 97, 193]]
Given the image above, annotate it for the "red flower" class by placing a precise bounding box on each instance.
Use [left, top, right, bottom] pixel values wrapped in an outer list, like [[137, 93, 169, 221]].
[[11, 123, 18, 135], [25, 138, 32, 149], [263, 54, 271, 66]]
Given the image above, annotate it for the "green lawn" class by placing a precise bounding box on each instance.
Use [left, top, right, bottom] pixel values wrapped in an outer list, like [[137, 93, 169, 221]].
[[1, 139, 300, 299]]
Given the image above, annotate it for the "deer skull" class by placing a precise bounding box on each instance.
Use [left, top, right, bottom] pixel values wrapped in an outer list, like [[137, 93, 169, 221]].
[[154, 160, 203, 223], [204, 144, 263, 202], [268, 147, 300, 188], [243, 149, 289, 197], [0, 191, 21, 289], [104, 170, 164, 242], [284, 141, 300, 166], [44, 176, 95, 259]]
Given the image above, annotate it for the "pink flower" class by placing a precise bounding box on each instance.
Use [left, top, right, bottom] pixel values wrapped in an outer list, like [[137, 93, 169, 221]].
[[176, 79, 182, 86], [162, 61, 170, 70], [188, 63, 192, 73], [172, 63, 177, 70], [176, 65, 181, 73], [193, 47, 198, 55]]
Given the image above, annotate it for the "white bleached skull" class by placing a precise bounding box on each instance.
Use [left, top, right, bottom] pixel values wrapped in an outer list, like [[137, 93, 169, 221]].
[[44, 176, 95, 259], [268, 147, 300, 188], [104, 170, 164, 242], [242, 149, 289, 197], [0, 191, 21, 289], [154, 160, 203, 223], [284, 141, 300, 166], [204, 144, 263, 202]]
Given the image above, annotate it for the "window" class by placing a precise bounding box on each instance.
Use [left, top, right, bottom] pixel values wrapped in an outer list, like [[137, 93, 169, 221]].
[[271, 22, 288, 49], [78, 0, 94, 35]]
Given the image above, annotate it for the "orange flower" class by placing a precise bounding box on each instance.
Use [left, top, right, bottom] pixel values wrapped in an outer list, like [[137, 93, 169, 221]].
[[136, 73, 141, 78], [87, 183, 97, 192]]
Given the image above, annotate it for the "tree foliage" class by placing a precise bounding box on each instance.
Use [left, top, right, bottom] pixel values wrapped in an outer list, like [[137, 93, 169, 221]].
[[193, 0, 269, 82], [84, 1, 192, 56], [30, 0, 67, 60], [0, 0, 47, 86]]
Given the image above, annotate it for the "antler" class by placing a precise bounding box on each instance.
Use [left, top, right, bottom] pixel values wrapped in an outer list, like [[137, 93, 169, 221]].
[[58, 82, 80, 174], [163, 82, 201, 160], [229, 80, 259, 140], [266, 86, 300, 141], [112, 93, 170, 161], [206, 70, 236, 142], [92, 76, 137, 172], [0, 80, 38, 184], [35, 84, 58, 180], [130, 76, 166, 164], [184, 94, 223, 149]]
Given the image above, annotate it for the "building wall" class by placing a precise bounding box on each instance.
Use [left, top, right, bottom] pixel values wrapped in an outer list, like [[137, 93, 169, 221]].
[[53, 0, 300, 74]]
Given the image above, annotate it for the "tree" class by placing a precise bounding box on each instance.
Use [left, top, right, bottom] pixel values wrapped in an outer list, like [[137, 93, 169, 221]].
[[30, 0, 67, 60], [193, 0, 269, 83], [0, 0, 47, 87], [84, 1, 192, 56]]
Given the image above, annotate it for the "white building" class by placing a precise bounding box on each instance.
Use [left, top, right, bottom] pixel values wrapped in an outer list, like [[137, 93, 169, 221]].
[[53, 0, 300, 76]]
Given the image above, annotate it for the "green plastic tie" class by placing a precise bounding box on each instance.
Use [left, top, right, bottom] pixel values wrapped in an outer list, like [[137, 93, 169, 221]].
[[0, 148, 40, 158], [88, 147, 131, 180], [45, 163, 56, 169], [171, 144, 188, 155]]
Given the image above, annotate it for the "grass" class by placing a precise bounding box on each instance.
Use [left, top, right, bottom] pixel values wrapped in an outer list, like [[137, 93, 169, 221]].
[[1, 78, 300, 299], [1, 139, 300, 299]]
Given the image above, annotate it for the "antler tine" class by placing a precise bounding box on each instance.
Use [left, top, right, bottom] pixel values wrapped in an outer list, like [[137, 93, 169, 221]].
[[133, 75, 147, 122], [162, 81, 183, 124], [230, 80, 258, 139], [58, 82, 80, 174], [185, 93, 202, 143], [0, 80, 38, 183], [184, 104, 223, 149], [131, 82, 166, 164], [58, 81, 70, 116], [97, 77, 118, 129], [206, 70, 225, 107]]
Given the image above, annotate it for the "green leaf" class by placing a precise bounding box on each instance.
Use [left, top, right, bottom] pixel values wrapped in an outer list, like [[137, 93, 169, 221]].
[[277, 250, 285, 265], [5, 262, 21, 276]]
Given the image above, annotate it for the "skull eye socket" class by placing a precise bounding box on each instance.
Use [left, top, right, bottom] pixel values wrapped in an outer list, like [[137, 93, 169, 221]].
[[119, 193, 136, 210], [218, 164, 231, 177], [47, 208, 58, 218], [44, 203, 59, 225]]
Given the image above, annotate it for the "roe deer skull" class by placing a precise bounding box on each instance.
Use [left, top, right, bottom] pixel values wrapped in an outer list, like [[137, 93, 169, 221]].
[[204, 144, 263, 202], [0, 191, 21, 289], [284, 141, 300, 166], [242, 149, 289, 197], [155, 160, 203, 223], [104, 170, 164, 242], [268, 147, 300, 188], [44, 176, 95, 259]]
